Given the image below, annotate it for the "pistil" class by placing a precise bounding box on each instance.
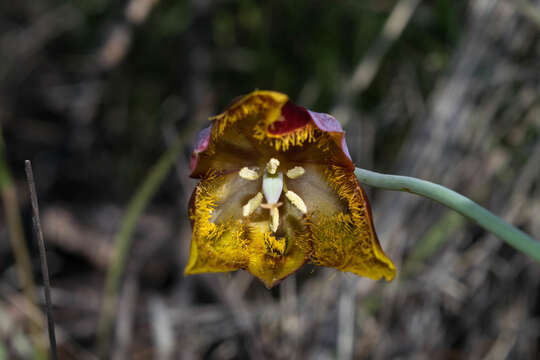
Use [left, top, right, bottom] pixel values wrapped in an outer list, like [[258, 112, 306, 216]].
[[262, 171, 283, 205]]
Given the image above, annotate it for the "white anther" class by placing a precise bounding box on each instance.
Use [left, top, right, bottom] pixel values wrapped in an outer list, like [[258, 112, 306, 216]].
[[286, 166, 305, 179], [266, 158, 280, 175], [242, 192, 263, 217], [239, 167, 259, 180], [270, 207, 280, 232], [285, 190, 307, 214]]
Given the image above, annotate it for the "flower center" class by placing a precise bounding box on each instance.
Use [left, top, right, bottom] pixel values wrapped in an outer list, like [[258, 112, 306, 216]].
[[239, 158, 308, 233]]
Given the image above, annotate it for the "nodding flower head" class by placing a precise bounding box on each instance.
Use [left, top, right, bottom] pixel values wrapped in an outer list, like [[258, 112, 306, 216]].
[[185, 90, 395, 288]]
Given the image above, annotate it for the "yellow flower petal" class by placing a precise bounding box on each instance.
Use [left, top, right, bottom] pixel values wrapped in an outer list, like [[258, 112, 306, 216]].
[[186, 91, 396, 287], [289, 165, 395, 281], [247, 227, 307, 288], [185, 171, 308, 286]]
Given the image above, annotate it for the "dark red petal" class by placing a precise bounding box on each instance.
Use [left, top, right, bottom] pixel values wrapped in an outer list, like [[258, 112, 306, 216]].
[[308, 110, 353, 165], [308, 110, 344, 133], [189, 125, 212, 173], [189, 92, 356, 177], [268, 101, 311, 135], [270, 102, 353, 166]]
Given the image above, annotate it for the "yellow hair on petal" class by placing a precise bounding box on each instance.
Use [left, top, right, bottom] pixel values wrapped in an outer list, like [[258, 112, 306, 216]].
[[324, 166, 369, 228], [306, 211, 395, 281], [255, 125, 334, 153], [263, 232, 286, 257], [253, 122, 318, 151], [246, 230, 283, 274], [305, 212, 355, 268], [317, 165, 396, 281], [188, 170, 220, 226], [185, 172, 252, 274], [210, 90, 288, 141], [315, 131, 333, 153]]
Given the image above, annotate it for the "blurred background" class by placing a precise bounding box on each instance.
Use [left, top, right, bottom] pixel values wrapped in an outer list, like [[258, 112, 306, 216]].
[[1, 0, 540, 359]]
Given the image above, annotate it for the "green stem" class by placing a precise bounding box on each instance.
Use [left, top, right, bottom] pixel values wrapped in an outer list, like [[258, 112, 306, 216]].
[[354, 168, 540, 264], [0, 129, 37, 303], [97, 138, 183, 355]]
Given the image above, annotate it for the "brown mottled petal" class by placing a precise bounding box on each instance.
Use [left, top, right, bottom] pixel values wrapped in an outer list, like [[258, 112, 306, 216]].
[[190, 91, 288, 178], [186, 90, 395, 286], [295, 165, 395, 281]]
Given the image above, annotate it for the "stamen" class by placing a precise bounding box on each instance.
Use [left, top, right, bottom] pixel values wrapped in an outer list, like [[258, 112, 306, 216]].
[[239, 167, 259, 180], [266, 158, 280, 175], [270, 207, 279, 232], [242, 192, 263, 217], [286, 166, 305, 179], [285, 190, 307, 214]]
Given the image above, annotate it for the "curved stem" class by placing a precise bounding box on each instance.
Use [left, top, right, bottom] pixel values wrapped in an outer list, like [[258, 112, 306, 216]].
[[354, 168, 540, 264], [97, 138, 183, 356]]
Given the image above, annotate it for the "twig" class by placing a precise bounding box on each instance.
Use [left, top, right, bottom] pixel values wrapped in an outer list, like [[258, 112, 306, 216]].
[[354, 167, 540, 263], [0, 130, 42, 348], [97, 138, 183, 356], [337, 277, 356, 360], [112, 275, 138, 360], [25, 160, 57, 360], [1, 282, 100, 360], [346, 0, 422, 97], [149, 296, 174, 360], [333, 0, 422, 124], [513, 0, 540, 29]]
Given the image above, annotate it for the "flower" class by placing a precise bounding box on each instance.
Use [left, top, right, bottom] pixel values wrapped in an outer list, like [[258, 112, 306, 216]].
[[185, 90, 396, 288]]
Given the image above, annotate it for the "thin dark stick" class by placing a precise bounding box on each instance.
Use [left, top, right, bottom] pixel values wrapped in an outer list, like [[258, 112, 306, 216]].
[[25, 160, 57, 360]]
